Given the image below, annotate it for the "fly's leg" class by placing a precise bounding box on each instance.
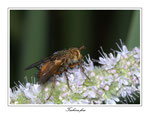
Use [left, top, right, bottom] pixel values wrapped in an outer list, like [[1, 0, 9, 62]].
[[69, 62, 79, 68], [46, 76, 56, 101], [79, 63, 90, 80], [64, 70, 72, 92], [69, 61, 90, 80]]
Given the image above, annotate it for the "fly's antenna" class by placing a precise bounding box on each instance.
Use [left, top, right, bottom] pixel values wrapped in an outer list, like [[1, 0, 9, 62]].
[[79, 45, 86, 51]]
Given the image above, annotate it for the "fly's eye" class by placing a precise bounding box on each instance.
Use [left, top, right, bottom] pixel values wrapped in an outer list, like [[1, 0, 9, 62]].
[[74, 50, 79, 57]]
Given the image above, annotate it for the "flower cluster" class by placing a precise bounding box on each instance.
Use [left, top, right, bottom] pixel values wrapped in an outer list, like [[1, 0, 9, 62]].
[[10, 41, 140, 104]]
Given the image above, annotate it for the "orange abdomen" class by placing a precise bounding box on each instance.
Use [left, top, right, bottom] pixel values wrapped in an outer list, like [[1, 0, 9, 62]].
[[38, 61, 50, 78]]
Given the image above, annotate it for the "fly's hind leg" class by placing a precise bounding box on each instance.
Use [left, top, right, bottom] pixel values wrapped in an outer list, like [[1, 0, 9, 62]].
[[64, 70, 72, 92], [46, 76, 56, 101]]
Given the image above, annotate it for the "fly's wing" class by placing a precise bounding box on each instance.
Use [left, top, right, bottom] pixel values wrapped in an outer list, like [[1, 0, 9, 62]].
[[50, 50, 68, 60], [25, 56, 51, 70], [24, 50, 67, 71], [38, 59, 64, 84]]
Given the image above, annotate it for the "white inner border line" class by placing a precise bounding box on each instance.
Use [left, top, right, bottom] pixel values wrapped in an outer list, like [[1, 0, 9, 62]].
[[8, 7, 142, 107]]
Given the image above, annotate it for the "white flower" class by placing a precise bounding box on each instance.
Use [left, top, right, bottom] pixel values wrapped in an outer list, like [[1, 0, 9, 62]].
[[45, 101, 54, 104], [77, 99, 89, 104], [111, 69, 116, 74], [73, 69, 86, 86], [130, 67, 140, 78], [10, 40, 140, 104], [62, 98, 76, 104], [24, 88, 36, 99], [84, 54, 94, 71], [101, 75, 114, 86], [91, 100, 103, 104], [116, 76, 129, 88], [68, 74, 74, 82], [94, 47, 121, 70], [104, 85, 109, 91], [106, 99, 116, 104], [98, 90, 103, 95], [31, 84, 41, 94], [56, 81, 60, 86], [83, 86, 97, 98], [116, 40, 129, 57], [10, 88, 21, 99], [112, 97, 120, 102], [120, 88, 127, 98], [90, 72, 95, 77], [133, 47, 140, 59]]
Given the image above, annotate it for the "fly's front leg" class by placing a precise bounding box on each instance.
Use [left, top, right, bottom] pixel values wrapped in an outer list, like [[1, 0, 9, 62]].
[[69, 62, 79, 68], [69, 61, 90, 80]]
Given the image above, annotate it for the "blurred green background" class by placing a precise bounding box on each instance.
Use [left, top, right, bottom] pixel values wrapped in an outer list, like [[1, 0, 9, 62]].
[[10, 10, 140, 88]]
